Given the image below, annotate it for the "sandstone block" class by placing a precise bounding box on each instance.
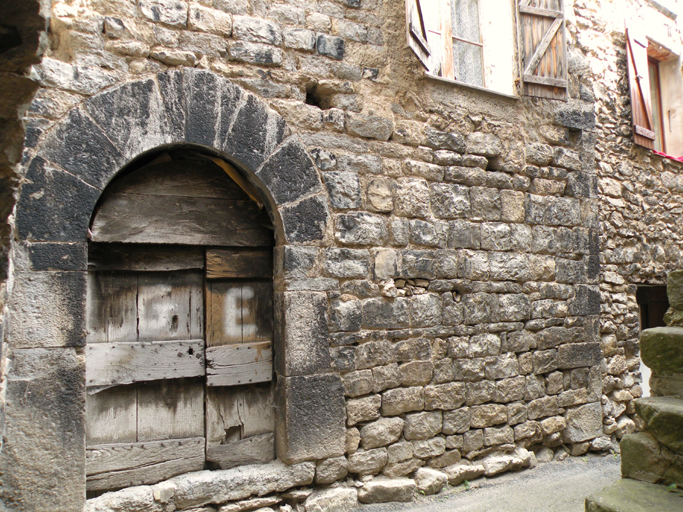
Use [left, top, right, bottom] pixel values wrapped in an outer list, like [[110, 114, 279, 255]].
[[564, 402, 602, 443], [342, 370, 374, 398], [443, 462, 485, 485], [484, 426, 514, 446], [425, 382, 466, 410], [430, 183, 470, 219], [413, 437, 447, 458], [404, 411, 443, 440], [360, 417, 404, 449], [558, 342, 601, 369], [330, 300, 362, 332], [470, 404, 508, 428], [346, 394, 381, 426], [382, 387, 424, 416], [347, 448, 388, 476], [635, 397, 683, 455], [358, 478, 416, 503], [189, 5, 232, 35], [394, 178, 431, 217], [466, 132, 503, 157], [304, 487, 357, 512], [233, 15, 282, 45], [373, 364, 401, 392], [415, 468, 448, 495], [315, 456, 349, 485], [283, 28, 316, 50], [355, 339, 394, 369], [463, 429, 484, 453], [443, 408, 471, 435], [336, 212, 388, 246], [640, 327, 683, 375], [399, 361, 434, 386]]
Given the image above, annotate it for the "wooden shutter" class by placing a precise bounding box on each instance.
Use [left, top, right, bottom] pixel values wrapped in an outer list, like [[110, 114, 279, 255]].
[[517, 0, 567, 100], [626, 25, 656, 149], [406, 0, 432, 69], [205, 248, 275, 470]]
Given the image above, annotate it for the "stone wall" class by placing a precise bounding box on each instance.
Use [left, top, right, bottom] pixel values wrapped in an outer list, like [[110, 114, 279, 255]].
[[570, 0, 683, 443], [4, 0, 681, 509]]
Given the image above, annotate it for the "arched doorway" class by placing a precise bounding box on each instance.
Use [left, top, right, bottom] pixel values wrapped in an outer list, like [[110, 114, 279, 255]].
[[85, 148, 275, 493]]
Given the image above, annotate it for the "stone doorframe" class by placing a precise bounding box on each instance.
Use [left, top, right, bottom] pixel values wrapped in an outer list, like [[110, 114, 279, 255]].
[[2, 69, 346, 512]]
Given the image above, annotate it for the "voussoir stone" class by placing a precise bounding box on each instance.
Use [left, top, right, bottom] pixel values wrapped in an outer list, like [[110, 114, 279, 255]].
[[170, 461, 315, 509], [357, 477, 417, 504]]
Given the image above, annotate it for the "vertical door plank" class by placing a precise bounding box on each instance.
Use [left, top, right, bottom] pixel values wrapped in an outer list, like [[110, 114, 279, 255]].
[[137, 271, 203, 341], [137, 378, 205, 442], [86, 386, 138, 445], [207, 280, 245, 346], [205, 384, 274, 447], [87, 273, 138, 343]]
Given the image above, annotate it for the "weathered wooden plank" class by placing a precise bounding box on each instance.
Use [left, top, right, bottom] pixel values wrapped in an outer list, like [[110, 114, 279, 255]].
[[86, 386, 137, 445], [137, 379, 205, 441], [137, 271, 203, 341], [207, 281, 272, 347], [91, 194, 273, 246], [206, 433, 274, 470], [86, 340, 205, 387], [206, 342, 273, 387], [86, 273, 137, 343], [103, 160, 248, 200], [522, 73, 567, 87], [206, 248, 272, 279], [88, 244, 205, 272], [206, 384, 274, 447], [86, 437, 205, 491]]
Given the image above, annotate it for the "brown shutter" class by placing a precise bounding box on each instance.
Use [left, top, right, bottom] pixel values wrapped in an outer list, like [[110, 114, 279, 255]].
[[406, 0, 432, 69], [625, 25, 656, 149], [517, 0, 567, 100]]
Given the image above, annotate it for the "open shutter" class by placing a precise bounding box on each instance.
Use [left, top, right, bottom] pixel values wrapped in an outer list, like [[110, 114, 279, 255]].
[[626, 25, 656, 149], [517, 0, 567, 100], [406, 0, 444, 75]]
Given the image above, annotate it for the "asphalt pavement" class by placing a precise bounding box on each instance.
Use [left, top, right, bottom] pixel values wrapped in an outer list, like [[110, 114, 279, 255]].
[[354, 453, 622, 512]]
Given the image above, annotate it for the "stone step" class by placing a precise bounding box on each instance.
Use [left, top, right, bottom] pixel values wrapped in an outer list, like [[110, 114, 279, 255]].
[[636, 397, 683, 456], [585, 478, 683, 512], [620, 432, 683, 486], [640, 327, 683, 376]]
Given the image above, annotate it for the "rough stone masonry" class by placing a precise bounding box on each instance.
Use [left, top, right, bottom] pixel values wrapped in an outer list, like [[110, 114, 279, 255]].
[[0, 0, 681, 511]]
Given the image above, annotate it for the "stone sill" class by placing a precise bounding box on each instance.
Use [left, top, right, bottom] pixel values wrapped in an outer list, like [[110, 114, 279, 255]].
[[424, 74, 520, 101]]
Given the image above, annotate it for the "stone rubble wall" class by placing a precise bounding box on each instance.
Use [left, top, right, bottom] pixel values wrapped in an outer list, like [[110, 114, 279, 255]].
[[5, 0, 682, 509], [570, 0, 683, 445]]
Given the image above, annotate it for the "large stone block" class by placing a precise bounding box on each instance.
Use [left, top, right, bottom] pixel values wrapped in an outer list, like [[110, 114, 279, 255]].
[[381, 387, 425, 416], [335, 212, 388, 245], [635, 397, 683, 456], [640, 327, 683, 375], [358, 477, 416, 503], [223, 94, 287, 172], [323, 171, 361, 209], [667, 270, 683, 310], [38, 107, 124, 189], [564, 402, 602, 443], [233, 15, 282, 45], [7, 271, 86, 349], [257, 138, 322, 204], [393, 178, 430, 218], [27, 242, 87, 271], [360, 418, 404, 449], [281, 195, 329, 242], [275, 291, 330, 376], [347, 395, 382, 426], [171, 461, 315, 509], [347, 448, 388, 475], [361, 298, 409, 330], [466, 132, 502, 157], [558, 342, 601, 369], [16, 158, 100, 242], [305, 487, 357, 512], [621, 432, 683, 486], [276, 374, 346, 463], [324, 249, 369, 278], [0, 348, 85, 511], [404, 411, 442, 440]]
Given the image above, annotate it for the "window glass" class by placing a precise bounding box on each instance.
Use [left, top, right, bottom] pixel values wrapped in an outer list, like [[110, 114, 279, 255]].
[[452, 0, 484, 86]]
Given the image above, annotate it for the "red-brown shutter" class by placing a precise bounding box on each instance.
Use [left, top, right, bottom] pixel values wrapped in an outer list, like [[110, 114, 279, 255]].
[[625, 25, 656, 149], [406, 0, 433, 69], [517, 0, 568, 100]]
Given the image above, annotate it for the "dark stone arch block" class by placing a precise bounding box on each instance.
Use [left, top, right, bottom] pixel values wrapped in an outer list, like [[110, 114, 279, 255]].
[[281, 195, 329, 243], [15, 157, 100, 242]]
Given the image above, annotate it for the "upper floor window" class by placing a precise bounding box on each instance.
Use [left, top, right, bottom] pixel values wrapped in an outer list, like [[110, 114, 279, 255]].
[[406, 0, 568, 99], [626, 22, 683, 156]]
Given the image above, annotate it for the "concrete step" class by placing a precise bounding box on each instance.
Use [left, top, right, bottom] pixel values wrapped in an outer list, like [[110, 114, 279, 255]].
[[636, 397, 683, 456], [585, 478, 683, 512], [620, 432, 683, 486]]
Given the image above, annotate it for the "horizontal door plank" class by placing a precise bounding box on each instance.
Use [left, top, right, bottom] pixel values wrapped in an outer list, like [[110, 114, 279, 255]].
[[206, 248, 272, 279], [86, 437, 205, 491], [206, 342, 272, 387], [91, 193, 273, 246], [86, 340, 205, 387], [206, 433, 274, 470], [89, 244, 205, 271]]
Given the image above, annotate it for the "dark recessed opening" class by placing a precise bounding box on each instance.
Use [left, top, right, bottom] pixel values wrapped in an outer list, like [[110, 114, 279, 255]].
[[305, 82, 324, 108], [636, 285, 668, 330]]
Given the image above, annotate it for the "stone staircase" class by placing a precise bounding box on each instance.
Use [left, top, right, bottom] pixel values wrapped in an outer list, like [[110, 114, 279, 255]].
[[585, 271, 683, 511]]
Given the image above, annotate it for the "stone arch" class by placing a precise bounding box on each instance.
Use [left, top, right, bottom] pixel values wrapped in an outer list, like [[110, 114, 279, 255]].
[[6, 69, 345, 511], [16, 68, 330, 245]]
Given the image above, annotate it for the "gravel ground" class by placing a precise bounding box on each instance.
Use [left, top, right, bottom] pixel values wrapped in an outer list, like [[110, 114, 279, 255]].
[[353, 453, 622, 512]]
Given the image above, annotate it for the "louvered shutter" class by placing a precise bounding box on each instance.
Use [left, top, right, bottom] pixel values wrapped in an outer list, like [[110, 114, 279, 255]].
[[517, 0, 567, 100], [406, 0, 443, 75], [625, 25, 656, 149]]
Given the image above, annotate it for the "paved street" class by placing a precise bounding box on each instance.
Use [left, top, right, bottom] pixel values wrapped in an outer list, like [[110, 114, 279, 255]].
[[355, 454, 621, 512]]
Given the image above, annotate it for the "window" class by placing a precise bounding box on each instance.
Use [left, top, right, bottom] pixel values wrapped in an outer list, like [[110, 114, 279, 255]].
[[406, 0, 568, 99], [626, 22, 683, 155]]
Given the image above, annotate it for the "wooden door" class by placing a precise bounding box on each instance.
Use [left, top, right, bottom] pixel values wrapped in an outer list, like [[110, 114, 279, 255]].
[[205, 248, 275, 469], [85, 154, 275, 492], [85, 247, 206, 492]]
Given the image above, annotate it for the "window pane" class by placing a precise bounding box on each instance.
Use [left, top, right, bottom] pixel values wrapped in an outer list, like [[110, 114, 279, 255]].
[[453, 40, 484, 86], [649, 60, 663, 152], [452, 0, 481, 43]]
